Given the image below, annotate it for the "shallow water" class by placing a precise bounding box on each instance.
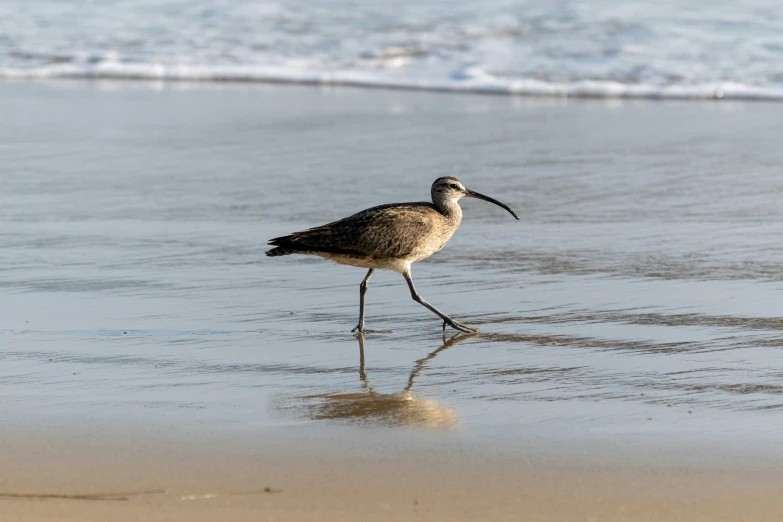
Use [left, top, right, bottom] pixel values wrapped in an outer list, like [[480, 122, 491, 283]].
[[2, 82, 783, 453]]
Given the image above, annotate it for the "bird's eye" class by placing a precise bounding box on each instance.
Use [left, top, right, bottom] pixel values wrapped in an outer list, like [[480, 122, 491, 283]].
[[449, 184, 459, 190]]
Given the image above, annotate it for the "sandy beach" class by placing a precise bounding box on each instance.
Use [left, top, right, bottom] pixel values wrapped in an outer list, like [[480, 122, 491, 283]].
[[3, 421, 783, 522], [3, 80, 783, 520]]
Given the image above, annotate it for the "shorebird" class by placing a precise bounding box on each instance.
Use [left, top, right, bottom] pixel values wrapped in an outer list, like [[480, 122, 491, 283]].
[[266, 176, 519, 333]]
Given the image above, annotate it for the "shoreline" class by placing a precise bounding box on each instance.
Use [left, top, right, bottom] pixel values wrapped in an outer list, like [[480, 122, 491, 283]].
[[3, 80, 783, 521], [0, 74, 779, 102]]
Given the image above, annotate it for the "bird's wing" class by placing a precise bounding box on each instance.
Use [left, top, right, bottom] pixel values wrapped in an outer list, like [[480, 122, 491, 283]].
[[279, 203, 438, 258]]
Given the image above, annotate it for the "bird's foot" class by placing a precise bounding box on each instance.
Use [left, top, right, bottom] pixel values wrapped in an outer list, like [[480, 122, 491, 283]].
[[443, 319, 479, 333], [351, 323, 365, 334]]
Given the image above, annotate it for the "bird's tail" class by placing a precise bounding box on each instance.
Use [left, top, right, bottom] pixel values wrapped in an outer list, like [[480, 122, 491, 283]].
[[266, 235, 299, 257], [266, 230, 355, 257], [265, 245, 296, 257]]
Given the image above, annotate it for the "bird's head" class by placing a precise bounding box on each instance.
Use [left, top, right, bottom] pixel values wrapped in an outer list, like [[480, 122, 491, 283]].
[[431, 176, 519, 220]]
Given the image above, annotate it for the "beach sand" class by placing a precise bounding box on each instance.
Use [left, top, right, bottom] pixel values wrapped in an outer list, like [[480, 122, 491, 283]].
[[3, 423, 783, 522], [3, 80, 783, 520]]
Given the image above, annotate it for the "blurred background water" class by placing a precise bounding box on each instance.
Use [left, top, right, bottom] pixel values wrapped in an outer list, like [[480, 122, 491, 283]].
[[2, 0, 783, 98]]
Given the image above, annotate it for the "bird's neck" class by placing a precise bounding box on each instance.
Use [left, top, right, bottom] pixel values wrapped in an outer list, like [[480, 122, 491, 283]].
[[435, 198, 463, 225]]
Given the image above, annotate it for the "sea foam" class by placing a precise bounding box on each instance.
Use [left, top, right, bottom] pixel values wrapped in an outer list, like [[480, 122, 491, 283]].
[[3, 62, 783, 101], [3, 0, 783, 101]]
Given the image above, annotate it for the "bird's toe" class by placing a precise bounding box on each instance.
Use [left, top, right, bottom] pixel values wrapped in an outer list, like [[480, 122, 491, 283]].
[[448, 320, 478, 333]]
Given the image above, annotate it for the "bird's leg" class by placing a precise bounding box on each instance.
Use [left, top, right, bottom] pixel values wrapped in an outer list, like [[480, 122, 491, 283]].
[[351, 269, 374, 333], [403, 271, 478, 333]]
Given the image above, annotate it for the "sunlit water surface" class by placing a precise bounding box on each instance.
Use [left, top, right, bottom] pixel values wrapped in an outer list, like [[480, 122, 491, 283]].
[[1, 82, 783, 454]]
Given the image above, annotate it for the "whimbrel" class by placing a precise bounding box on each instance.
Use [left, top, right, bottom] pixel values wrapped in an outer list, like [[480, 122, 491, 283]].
[[266, 177, 519, 333]]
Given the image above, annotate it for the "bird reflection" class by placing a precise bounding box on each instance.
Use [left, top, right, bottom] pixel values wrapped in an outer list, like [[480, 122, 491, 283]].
[[276, 333, 476, 430]]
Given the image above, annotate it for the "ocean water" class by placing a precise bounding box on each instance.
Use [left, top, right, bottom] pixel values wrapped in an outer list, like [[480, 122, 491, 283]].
[[2, 82, 783, 457], [2, 0, 783, 99]]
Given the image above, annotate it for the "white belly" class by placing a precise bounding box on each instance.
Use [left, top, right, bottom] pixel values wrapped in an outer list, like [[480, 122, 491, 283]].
[[312, 252, 415, 273]]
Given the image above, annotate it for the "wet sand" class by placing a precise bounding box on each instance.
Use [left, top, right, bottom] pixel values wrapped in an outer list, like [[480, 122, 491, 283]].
[[3, 423, 783, 522], [3, 81, 783, 520]]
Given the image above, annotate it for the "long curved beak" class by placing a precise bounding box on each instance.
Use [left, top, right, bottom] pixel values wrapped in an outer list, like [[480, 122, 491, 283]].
[[465, 189, 520, 220]]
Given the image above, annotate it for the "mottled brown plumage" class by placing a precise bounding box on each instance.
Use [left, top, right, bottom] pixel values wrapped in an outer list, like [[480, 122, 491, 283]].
[[266, 177, 519, 333], [267, 202, 459, 272]]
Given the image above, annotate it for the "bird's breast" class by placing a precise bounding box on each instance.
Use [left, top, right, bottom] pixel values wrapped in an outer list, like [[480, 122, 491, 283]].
[[410, 225, 457, 261]]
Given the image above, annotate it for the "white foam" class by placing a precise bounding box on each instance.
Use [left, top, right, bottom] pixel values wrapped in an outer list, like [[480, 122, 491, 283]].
[[2, 62, 783, 101]]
